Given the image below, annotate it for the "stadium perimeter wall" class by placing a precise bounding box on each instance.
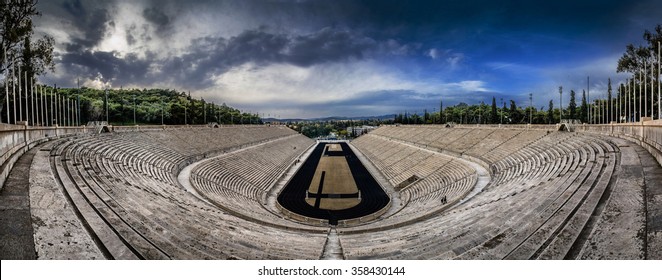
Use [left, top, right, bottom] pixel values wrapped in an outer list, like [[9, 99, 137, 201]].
[[0, 124, 90, 189], [579, 119, 662, 168]]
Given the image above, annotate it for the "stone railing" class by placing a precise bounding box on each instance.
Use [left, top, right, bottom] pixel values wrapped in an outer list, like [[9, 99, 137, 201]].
[[578, 119, 662, 167], [0, 124, 91, 188]]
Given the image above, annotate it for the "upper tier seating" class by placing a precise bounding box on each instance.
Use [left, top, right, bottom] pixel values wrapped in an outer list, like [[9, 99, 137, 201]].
[[50, 126, 327, 259], [342, 126, 618, 260]]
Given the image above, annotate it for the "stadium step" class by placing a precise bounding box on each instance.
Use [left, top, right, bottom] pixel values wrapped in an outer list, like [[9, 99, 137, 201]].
[[321, 228, 344, 260], [29, 141, 105, 259]]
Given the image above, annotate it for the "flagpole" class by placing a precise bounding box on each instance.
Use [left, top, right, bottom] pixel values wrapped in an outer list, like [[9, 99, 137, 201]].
[[12, 57, 16, 124], [66, 95, 70, 126], [651, 60, 654, 119], [24, 71, 28, 123], [621, 83, 624, 123], [627, 79, 630, 123], [36, 83, 40, 126], [639, 70, 642, 122], [133, 93, 136, 125], [105, 88, 108, 123], [30, 77, 34, 125], [4, 48, 9, 124], [58, 86, 61, 125], [77, 78, 80, 126], [35, 82, 44, 126], [608, 79, 612, 123], [43, 85, 47, 126], [75, 93, 79, 126], [53, 85, 57, 125], [49, 87, 52, 126], [604, 95, 606, 123], [18, 65, 22, 122], [56, 85, 60, 126], [645, 62, 648, 119], [3, 47, 8, 124], [618, 84, 621, 123], [68, 98, 71, 126], [658, 40, 661, 120], [55, 87, 58, 125], [40, 85, 44, 126]]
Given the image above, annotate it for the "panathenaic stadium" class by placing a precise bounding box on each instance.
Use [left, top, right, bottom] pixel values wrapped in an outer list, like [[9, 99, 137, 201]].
[[1, 122, 661, 260]]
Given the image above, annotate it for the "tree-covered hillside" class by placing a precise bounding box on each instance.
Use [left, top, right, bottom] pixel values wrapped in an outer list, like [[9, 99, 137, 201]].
[[0, 85, 262, 126]]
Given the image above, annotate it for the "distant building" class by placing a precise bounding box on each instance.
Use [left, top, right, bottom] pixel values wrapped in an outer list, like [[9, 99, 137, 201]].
[[347, 125, 376, 136]]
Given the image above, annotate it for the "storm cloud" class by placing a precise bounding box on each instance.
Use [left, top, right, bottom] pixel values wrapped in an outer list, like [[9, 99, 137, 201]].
[[56, 26, 383, 89], [32, 0, 662, 118]]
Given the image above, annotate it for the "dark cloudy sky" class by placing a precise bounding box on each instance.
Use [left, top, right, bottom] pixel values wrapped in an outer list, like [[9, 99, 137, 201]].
[[32, 0, 662, 118]]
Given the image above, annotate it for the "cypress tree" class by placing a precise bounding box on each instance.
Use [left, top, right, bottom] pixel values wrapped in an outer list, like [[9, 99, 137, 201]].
[[491, 96, 498, 124], [569, 90, 577, 119], [548, 99, 554, 124], [439, 98, 443, 124]]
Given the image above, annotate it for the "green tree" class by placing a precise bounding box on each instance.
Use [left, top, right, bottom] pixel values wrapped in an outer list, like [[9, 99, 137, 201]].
[[1, 0, 54, 76], [617, 24, 661, 75], [607, 78, 613, 122], [438, 98, 442, 124], [548, 99, 554, 124], [491, 96, 498, 124], [580, 90, 588, 123], [509, 100, 521, 123], [568, 90, 577, 119], [558, 86, 563, 120]]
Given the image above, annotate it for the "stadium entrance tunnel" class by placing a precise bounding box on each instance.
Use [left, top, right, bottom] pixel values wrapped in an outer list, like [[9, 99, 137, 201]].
[[277, 142, 390, 225]]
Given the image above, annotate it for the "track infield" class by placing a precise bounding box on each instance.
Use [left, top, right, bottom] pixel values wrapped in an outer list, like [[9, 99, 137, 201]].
[[305, 144, 360, 210]]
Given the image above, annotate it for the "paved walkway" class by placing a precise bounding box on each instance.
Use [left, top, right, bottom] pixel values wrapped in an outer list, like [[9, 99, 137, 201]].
[[29, 141, 104, 259], [0, 146, 37, 259], [637, 141, 662, 259], [579, 137, 662, 259]]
